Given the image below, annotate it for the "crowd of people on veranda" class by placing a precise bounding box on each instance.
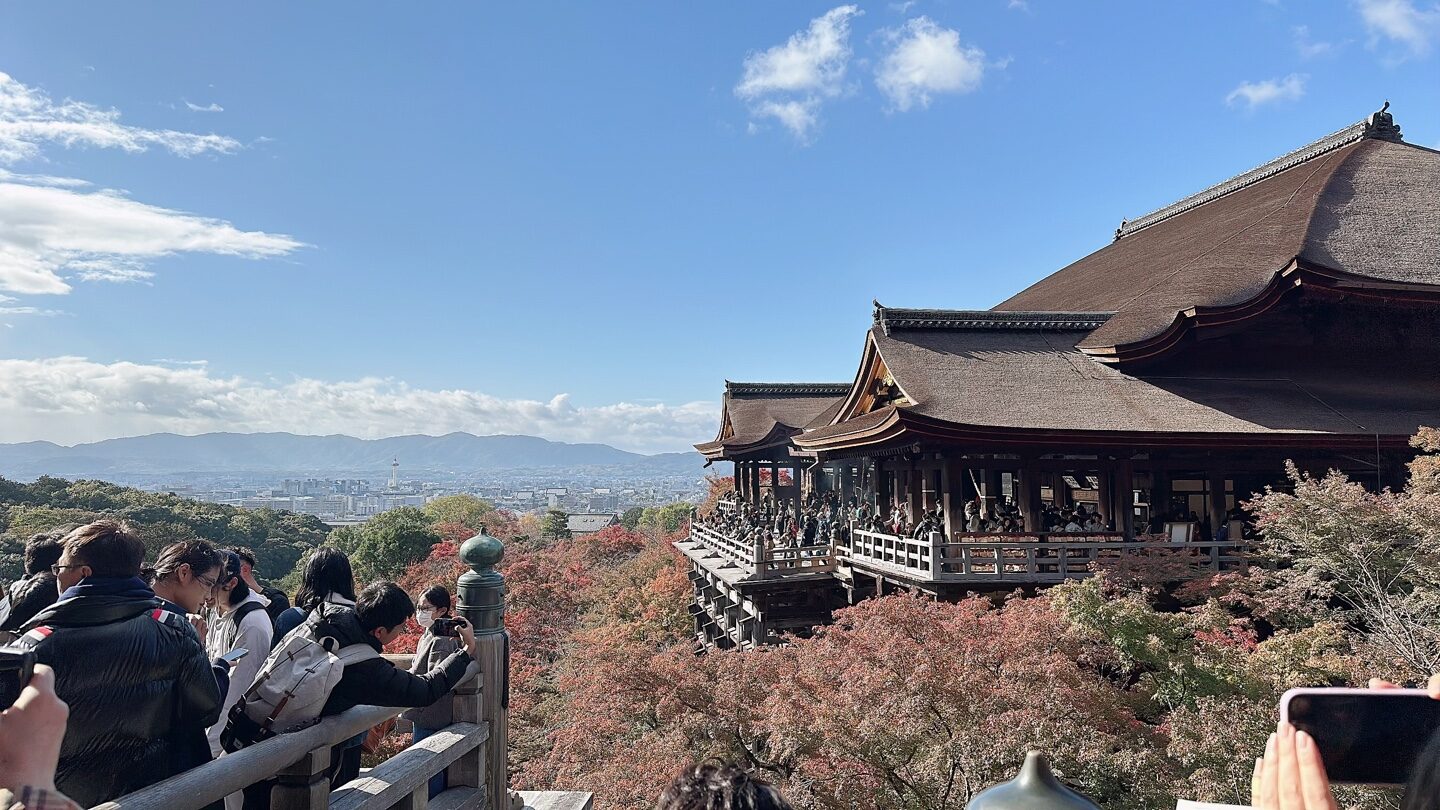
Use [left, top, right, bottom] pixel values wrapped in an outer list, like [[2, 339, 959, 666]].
[[0, 521, 479, 810], [703, 489, 1114, 547]]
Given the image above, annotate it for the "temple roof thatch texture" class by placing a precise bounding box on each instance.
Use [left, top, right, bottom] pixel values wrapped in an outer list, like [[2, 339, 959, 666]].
[[995, 132, 1440, 353]]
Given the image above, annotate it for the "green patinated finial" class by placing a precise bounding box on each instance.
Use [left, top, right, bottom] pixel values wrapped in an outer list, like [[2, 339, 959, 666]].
[[457, 524, 506, 636], [460, 524, 505, 571]]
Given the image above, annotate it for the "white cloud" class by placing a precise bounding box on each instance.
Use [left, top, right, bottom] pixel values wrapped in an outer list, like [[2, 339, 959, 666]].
[[1007, 0, 1030, 11], [0, 357, 718, 454], [0, 180, 303, 294], [1225, 73, 1307, 108], [184, 100, 224, 113], [0, 168, 89, 188], [736, 5, 861, 142], [1355, 0, 1440, 57], [1293, 25, 1337, 57], [875, 17, 986, 112], [736, 6, 860, 98], [750, 99, 822, 141], [0, 72, 240, 164]]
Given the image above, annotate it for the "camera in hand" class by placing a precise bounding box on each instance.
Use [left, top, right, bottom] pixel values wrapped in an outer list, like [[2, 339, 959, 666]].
[[431, 617, 468, 637], [0, 646, 36, 710]]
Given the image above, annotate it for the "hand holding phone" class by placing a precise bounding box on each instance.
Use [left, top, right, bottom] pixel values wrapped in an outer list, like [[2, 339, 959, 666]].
[[220, 647, 249, 665], [431, 617, 468, 638], [0, 646, 35, 710], [0, 663, 68, 793], [1280, 687, 1440, 785]]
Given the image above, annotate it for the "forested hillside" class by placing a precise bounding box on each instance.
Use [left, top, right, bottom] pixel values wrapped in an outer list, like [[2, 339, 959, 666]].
[[0, 475, 330, 582]]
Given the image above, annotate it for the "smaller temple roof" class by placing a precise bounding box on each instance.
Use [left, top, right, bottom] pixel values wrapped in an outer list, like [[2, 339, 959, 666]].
[[696, 381, 851, 460]]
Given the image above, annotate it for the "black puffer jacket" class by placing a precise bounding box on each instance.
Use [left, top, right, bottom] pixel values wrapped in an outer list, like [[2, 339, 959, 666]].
[[317, 606, 473, 718], [1, 571, 59, 633], [19, 588, 223, 807]]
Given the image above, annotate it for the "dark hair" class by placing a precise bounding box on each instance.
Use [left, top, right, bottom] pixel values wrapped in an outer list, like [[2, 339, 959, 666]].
[[63, 520, 146, 579], [295, 547, 357, 609], [24, 530, 65, 576], [232, 547, 258, 569], [355, 581, 415, 633], [147, 539, 223, 586], [419, 585, 451, 612], [1404, 729, 1440, 810], [656, 761, 793, 810], [218, 551, 252, 607]]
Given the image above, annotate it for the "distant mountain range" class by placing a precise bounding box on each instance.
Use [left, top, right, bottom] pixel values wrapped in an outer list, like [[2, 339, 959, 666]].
[[0, 432, 706, 479]]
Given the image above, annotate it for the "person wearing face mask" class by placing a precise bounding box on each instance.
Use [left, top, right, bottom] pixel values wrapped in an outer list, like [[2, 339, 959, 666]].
[[402, 585, 462, 799]]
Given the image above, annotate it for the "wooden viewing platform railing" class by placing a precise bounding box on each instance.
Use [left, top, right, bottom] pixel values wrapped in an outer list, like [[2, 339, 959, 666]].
[[84, 528, 591, 810], [686, 522, 835, 581], [844, 528, 1249, 583]]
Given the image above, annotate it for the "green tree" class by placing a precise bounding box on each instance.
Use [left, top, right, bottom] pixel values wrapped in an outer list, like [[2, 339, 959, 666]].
[[421, 494, 496, 531], [341, 506, 442, 583], [638, 502, 692, 534], [541, 510, 572, 542], [619, 506, 644, 531]]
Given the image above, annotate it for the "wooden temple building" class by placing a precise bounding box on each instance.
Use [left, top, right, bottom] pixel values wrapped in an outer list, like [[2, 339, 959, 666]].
[[681, 107, 1440, 649]]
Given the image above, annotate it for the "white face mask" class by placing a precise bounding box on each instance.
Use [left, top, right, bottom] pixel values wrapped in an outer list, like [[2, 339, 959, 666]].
[[416, 609, 435, 629]]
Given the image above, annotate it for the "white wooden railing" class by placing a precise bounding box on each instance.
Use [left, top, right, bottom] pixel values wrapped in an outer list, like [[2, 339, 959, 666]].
[[687, 522, 835, 580], [845, 528, 1248, 582]]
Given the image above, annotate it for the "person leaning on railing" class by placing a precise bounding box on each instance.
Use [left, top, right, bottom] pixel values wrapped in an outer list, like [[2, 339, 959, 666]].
[[239, 580, 479, 809], [17, 523, 225, 809]]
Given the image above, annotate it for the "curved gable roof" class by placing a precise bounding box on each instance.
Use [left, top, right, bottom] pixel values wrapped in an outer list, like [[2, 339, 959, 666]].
[[994, 118, 1440, 358]]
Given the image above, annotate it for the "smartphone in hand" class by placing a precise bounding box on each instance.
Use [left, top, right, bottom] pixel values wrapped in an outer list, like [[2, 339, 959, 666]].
[[0, 647, 36, 710], [1281, 687, 1440, 785], [220, 647, 249, 664]]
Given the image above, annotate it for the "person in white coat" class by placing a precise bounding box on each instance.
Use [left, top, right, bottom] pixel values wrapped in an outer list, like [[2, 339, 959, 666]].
[[204, 551, 273, 810]]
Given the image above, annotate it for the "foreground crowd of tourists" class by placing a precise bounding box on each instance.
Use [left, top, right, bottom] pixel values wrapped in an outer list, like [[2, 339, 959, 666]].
[[2, 520, 1439, 810], [0, 521, 477, 810]]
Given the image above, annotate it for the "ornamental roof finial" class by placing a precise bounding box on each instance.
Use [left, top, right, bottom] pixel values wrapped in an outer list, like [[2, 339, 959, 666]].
[[1365, 100, 1402, 142]]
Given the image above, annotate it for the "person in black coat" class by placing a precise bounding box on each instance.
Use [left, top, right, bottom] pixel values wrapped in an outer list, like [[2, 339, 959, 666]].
[[241, 579, 476, 808], [321, 581, 476, 786], [1, 530, 67, 635], [16, 520, 224, 808]]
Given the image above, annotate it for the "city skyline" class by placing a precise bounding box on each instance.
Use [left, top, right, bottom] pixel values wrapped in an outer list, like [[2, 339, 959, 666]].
[[2, 2, 1437, 453]]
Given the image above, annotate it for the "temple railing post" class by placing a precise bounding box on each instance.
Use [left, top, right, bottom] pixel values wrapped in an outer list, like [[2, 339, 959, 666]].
[[455, 525, 512, 810], [270, 744, 331, 810]]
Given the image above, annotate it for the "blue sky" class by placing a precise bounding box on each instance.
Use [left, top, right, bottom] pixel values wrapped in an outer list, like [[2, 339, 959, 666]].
[[0, 1, 1436, 452]]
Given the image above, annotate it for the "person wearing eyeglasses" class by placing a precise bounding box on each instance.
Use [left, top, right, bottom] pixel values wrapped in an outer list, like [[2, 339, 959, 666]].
[[13, 523, 225, 808]]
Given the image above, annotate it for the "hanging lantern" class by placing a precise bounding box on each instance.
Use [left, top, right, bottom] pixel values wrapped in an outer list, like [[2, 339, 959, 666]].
[[966, 751, 1101, 810]]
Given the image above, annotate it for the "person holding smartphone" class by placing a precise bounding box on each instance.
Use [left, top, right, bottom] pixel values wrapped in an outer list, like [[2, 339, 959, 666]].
[[1253, 675, 1440, 810], [402, 585, 464, 799]]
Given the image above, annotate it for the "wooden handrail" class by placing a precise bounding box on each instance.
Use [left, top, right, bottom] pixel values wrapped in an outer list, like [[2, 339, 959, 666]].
[[89, 703, 406, 810], [330, 721, 488, 810]]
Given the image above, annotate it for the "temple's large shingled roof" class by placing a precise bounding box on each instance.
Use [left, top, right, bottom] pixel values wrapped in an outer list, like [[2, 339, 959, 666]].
[[797, 313, 1440, 445], [994, 116, 1440, 353]]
